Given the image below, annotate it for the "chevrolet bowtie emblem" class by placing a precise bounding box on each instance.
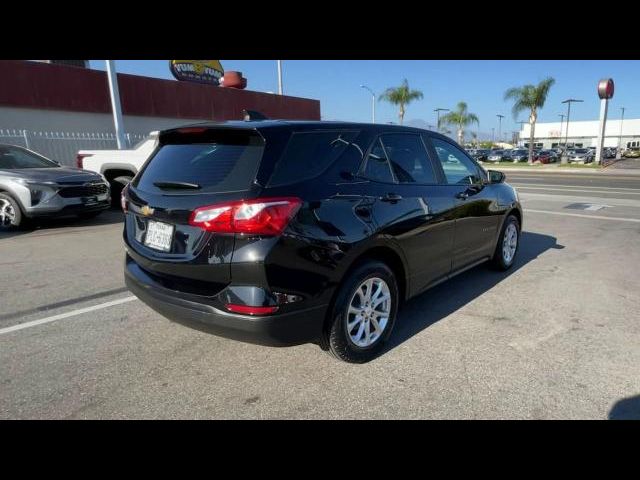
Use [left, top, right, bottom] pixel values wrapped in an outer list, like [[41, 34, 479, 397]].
[[141, 205, 154, 216]]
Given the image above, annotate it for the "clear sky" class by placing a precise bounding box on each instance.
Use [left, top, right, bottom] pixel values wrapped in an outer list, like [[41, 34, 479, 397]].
[[89, 60, 638, 140]]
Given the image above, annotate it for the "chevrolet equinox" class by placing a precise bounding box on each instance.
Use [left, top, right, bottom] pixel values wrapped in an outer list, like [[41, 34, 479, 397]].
[[123, 121, 522, 363]]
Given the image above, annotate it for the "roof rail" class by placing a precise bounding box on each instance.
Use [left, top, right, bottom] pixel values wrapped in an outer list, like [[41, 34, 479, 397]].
[[242, 110, 269, 121]]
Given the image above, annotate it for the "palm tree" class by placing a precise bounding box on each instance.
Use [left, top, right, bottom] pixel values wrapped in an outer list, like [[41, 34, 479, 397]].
[[439, 102, 479, 145], [378, 79, 423, 125], [471, 132, 479, 149], [504, 77, 555, 164]]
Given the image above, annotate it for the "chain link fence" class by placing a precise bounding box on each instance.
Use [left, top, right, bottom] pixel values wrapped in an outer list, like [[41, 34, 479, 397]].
[[0, 129, 149, 167]]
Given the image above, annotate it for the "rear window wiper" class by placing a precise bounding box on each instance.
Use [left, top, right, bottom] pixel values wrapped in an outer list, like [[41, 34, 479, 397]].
[[153, 181, 202, 190]]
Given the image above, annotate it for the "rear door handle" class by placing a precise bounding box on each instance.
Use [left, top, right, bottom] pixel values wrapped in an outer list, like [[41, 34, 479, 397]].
[[380, 193, 403, 202]]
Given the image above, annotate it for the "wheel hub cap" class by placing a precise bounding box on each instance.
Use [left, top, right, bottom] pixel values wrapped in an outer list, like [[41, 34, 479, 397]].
[[502, 223, 518, 264], [0, 199, 16, 226], [346, 277, 391, 348]]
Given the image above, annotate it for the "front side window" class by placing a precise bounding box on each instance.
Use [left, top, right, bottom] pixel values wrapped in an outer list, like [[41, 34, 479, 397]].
[[431, 138, 483, 185], [379, 134, 436, 184]]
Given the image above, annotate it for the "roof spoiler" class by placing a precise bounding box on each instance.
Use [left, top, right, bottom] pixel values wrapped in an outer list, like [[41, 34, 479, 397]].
[[242, 110, 268, 121]]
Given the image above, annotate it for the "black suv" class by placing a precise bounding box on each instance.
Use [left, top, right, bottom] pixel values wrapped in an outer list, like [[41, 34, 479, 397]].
[[123, 121, 522, 363]]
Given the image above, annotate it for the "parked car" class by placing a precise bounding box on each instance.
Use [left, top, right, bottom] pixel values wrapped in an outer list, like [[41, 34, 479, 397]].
[[568, 148, 595, 163], [0, 144, 110, 229], [535, 150, 558, 164], [471, 149, 489, 162], [486, 150, 505, 163], [624, 148, 640, 158], [78, 132, 159, 206], [122, 121, 523, 363], [510, 149, 529, 163]]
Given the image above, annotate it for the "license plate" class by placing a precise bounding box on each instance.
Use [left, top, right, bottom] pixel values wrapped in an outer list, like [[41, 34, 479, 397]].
[[144, 220, 174, 252]]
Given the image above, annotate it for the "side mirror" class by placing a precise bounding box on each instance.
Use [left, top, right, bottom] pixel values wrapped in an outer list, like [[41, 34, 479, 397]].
[[487, 170, 505, 184]]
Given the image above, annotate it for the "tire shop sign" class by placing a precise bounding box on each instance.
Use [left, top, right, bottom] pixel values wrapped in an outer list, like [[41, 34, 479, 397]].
[[170, 60, 224, 86]]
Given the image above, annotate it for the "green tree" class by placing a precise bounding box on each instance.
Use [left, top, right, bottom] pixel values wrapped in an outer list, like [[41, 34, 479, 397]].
[[439, 102, 479, 145], [378, 79, 423, 125], [504, 77, 555, 163]]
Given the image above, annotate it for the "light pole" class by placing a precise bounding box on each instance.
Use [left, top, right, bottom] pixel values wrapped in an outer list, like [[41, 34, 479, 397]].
[[491, 127, 495, 144], [434, 108, 449, 131], [277, 60, 283, 95], [105, 60, 126, 149], [496, 114, 504, 143], [618, 107, 626, 157], [360, 85, 376, 124], [558, 114, 565, 148], [561, 98, 583, 163]]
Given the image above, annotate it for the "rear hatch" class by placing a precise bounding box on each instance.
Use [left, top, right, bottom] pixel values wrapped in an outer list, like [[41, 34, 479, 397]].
[[124, 127, 267, 292]]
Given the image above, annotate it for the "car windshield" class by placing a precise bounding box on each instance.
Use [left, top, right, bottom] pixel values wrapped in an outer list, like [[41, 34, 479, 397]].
[[491, 151, 504, 155], [574, 149, 588, 154], [513, 150, 527, 155], [0, 145, 58, 169]]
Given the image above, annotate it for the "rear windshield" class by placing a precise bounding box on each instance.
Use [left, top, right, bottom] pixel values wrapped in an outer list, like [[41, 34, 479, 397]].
[[135, 135, 264, 194]]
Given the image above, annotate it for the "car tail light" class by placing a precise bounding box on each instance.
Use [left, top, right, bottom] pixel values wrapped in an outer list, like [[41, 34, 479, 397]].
[[121, 183, 129, 213], [189, 197, 302, 235], [76, 153, 92, 169], [224, 304, 278, 315]]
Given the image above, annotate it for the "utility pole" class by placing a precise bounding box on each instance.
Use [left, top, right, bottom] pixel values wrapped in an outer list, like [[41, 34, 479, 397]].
[[105, 60, 127, 149], [277, 60, 283, 95], [434, 108, 449, 131], [496, 114, 504, 143], [492, 127, 495, 143], [558, 114, 565, 148], [561, 98, 583, 163], [360, 85, 376, 123]]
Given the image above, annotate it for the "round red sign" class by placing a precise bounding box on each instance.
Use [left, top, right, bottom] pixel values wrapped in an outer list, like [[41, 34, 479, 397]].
[[598, 78, 614, 99]]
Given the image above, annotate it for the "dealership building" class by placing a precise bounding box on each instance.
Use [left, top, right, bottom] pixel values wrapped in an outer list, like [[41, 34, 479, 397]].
[[0, 60, 320, 165], [519, 119, 640, 150]]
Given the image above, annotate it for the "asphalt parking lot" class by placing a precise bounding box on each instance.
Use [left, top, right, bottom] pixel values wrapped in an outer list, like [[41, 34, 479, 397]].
[[1, 170, 640, 419]]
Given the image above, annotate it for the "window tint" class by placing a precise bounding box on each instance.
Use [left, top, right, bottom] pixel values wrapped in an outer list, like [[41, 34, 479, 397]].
[[0, 145, 57, 169], [379, 134, 436, 184], [431, 138, 483, 185], [363, 138, 394, 183], [268, 131, 359, 187], [135, 136, 264, 193]]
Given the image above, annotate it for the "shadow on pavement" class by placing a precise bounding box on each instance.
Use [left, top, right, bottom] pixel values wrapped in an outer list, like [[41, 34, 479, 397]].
[[609, 395, 640, 420], [382, 231, 564, 356], [0, 207, 123, 239]]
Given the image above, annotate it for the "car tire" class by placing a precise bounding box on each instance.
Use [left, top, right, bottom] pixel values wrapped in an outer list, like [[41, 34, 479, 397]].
[[0, 192, 23, 230], [110, 175, 133, 208], [323, 260, 399, 363], [491, 214, 520, 271]]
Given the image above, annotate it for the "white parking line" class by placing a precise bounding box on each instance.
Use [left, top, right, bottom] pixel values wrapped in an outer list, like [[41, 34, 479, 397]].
[[0, 296, 137, 336], [514, 185, 640, 195], [524, 209, 640, 223]]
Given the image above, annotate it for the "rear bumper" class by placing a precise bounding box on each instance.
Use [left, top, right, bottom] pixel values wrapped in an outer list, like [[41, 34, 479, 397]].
[[124, 256, 327, 347]]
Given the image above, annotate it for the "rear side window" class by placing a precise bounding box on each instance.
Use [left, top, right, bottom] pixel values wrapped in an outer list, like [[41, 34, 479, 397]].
[[363, 138, 395, 183], [379, 134, 436, 184], [135, 135, 264, 194], [268, 131, 359, 187]]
